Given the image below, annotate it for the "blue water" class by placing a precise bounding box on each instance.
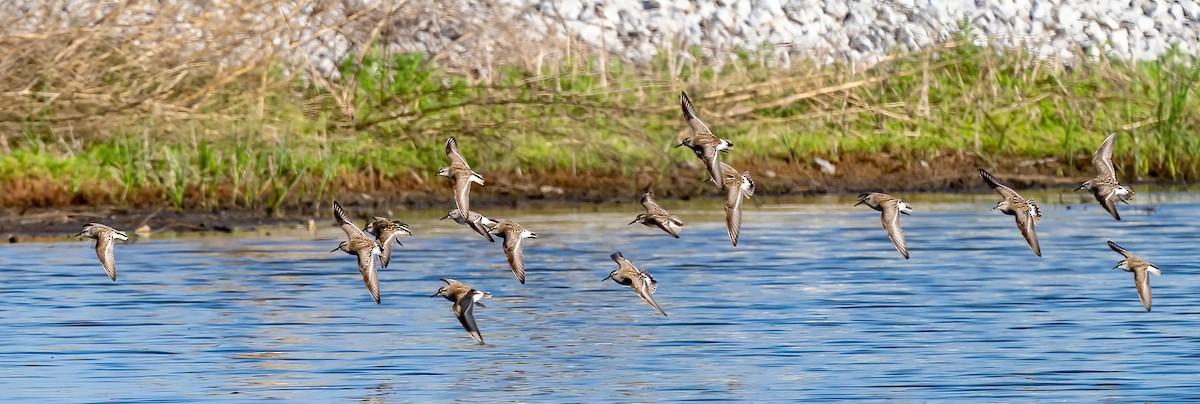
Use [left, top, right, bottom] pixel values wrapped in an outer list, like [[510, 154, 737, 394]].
[[2, 193, 1200, 401]]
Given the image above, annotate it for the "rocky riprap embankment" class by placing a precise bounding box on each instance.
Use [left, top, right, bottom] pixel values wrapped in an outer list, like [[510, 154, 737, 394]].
[[6, 0, 1200, 77]]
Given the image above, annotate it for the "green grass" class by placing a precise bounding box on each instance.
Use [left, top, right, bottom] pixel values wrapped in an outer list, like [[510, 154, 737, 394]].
[[2, 34, 1200, 212]]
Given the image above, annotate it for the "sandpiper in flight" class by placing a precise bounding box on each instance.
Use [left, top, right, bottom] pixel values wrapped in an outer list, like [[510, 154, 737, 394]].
[[75, 223, 128, 281], [488, 220, 537, 284], [719, 162, 755, 246], [1079, 133, 1135, 220], [437, 136, 484, 219], [854, 192, 913, 259], [441, 209, 497, 242], [979, 169, 1043, 257], [1107, 240, 1161, 312], [676, 91, 734, 190], [331, 201, 384, 304], [629, 191, 684, 238], [431, 278, 492, 344], [603, 252, 667, 316], [364, 216, 412, 268]]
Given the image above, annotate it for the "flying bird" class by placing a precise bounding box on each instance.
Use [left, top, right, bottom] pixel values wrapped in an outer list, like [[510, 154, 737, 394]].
[[629, 191, 684, 238], [75, 223, 128, 281], [489, 220, 537, 284], [431, 278, 492, 344], [1079, 133, 1135, 220], [437, 137, 484, 219], [979, 169, 1042, 257], [854, 193, 913, 259], [676, 91, 733, 189], [1107, 241, 1161, 312], [603, 252, 667, 316], [720, 162, 755, 246], [331, 201, 384, 304]]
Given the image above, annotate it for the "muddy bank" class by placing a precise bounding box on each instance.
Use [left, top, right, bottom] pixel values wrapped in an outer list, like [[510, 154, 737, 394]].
[[0, 151, 1173, 238]]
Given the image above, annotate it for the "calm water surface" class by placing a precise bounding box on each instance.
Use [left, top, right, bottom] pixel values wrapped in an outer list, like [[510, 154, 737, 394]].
[[2, 192, 1200, 401]]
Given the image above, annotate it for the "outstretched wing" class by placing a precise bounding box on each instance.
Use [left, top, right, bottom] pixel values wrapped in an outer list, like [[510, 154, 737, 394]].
[[881, 203, 909, 259], [1107, 240, 1136, 259], [1014, 208, 1042, 257], [467, 215, 495, 242], [653, 214, 682, 238], [1094, 187, 1122, 221], [700, 144, 725, 190], [630, 271, 667, 316], [454, 294, 485, 343], [680, 91, 712, 135], [503, 234, 527, 284], [378, 231, 398, 268], [333, 201, 365, 239], [641, 192, 667, 215], [978, 169, 1020, 200], [724, 180, 744, 246], [1134, 269, 1152, 312], [1093, 133, 1117, 179], [445, 137, 470, 168], [452, 174, 473, 218], [357, 250, 381, 304], [95, 236, 117, 281]]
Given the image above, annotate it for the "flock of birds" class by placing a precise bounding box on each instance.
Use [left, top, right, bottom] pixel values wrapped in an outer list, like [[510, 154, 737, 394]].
[[71, 93, 1161, 345]]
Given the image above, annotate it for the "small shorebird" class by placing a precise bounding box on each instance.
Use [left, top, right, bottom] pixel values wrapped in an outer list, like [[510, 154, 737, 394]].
[[489, 220, 537, 284], [854, 192, 913, 259], [629, 191, 684, 238], [431, 278, 492, 344], [979, 169, 1043, 257], [1079, 133, 1135, 220], [331, 201, 384, 304], [441, 209, 497, 242], [603, 252, 667, 316], [1107, 241, 1161, 312], [75, 223, 128, 281], [676, 91, 734, 189], [364, 217, 412, 268], [719, 162, 755, 246], [437, 136, 484, 218]]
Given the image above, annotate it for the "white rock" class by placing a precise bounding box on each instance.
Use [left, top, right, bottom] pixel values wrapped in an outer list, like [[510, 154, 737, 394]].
[[1182, 0, 1200, 19], [1098, 14, 1121, 30], [824, 1, 848, 19], [1057, 4, 1081, 30], [1110, 28, 1130, 54]]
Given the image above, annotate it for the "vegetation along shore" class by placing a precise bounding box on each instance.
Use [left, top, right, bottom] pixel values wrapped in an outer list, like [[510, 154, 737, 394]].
[[2, 17, 1199, 230]]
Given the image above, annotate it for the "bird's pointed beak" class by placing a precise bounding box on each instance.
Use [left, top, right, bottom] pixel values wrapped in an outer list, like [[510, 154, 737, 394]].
[[329, 246, 340, 253], [901, 211, 911, 216], [440, 213, 451, 220], [853, 200, 864, 206], [430, 292, 440, 298], [529, 233, 538, 239], [628, 219, 638, 225], [674, 140, 687, 148], [600, 274, 613, 283]]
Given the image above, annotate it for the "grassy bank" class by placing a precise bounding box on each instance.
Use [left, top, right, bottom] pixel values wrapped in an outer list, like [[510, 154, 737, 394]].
[[2, 15, 1200, 214]]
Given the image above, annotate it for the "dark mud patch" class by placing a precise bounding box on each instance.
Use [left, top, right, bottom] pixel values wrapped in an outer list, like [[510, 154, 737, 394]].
[[0, 151, 1180, 238]]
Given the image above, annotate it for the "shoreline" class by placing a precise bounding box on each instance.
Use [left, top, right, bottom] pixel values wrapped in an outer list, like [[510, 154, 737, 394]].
[[4, 152, 1190, 240]]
